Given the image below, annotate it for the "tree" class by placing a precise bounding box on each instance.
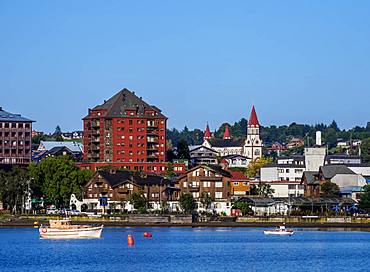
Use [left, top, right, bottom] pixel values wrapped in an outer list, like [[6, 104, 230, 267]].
[[177, 139, 190, 159], [232, 201, 252, 215], [245, 157, 273, 178], [256, 182, 275, 197], [320, 181, 340, 197], [0, 166, 29, 213], [361, 138, 370, 163], [200, 192, 212, 210], [179, 193, 196, 214], [165, 163, 175, 179], [28, 156, 92, 208], [358, 185, 370, 211], [54, 125, 62, 136], [129, 192, 148, 213]]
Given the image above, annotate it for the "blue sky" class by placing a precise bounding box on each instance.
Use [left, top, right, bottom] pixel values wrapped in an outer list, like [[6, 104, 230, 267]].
[[1, 1, 369, 132]]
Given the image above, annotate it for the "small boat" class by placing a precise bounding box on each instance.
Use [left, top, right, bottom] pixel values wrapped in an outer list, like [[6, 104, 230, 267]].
[[39, 219, 103, 239], [264, 225, 294, 236]]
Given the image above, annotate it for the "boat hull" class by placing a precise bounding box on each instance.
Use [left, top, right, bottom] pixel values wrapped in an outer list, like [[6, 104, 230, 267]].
[[39, 225, 103, 239], [264, 230, 294, 236]]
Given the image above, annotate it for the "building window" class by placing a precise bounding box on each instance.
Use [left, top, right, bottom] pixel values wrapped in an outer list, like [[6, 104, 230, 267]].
[[215, 182, 223, 188], [183, 182, 187, 188], [215, 192, 223, 199], [192, 192, 199, 198], [233, 182, 239, 186], [203, 181, 210, 187]]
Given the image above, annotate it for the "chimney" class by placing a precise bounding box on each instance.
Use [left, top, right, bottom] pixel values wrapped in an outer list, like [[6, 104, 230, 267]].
[[316, 131, 322, 146]]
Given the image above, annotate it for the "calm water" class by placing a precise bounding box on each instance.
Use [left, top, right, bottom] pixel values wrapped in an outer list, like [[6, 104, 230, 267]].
[[0, 227, 369, 272]]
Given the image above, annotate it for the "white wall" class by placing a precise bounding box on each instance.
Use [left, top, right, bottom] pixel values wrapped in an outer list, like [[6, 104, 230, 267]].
[[261, 167, 278, 181], [305, 147, 326, 171], [331, 174, 367, 188]]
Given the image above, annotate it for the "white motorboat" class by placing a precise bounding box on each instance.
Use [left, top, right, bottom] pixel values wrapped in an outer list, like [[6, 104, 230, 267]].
[[264, 225, 294, 236], [39, 219, 103, 239]]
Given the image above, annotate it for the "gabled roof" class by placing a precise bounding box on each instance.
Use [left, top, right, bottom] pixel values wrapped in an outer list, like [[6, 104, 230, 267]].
[[320, 165, 356, 179], [189, 145, 218, 154], [248, 105, 260, 126], [302, 171, 319, 185], [210, 138, 244, 148], [96, 170, 170, 188], [47, 146, 74, 156], [0, 107, 34, 122], [263, 163, 305, 169], [229, 170, 249, 181], [222, 154, 251, 160], [38, 141, 83, 153], [180, 164, 232, 178], [91, 88, 166, 119]]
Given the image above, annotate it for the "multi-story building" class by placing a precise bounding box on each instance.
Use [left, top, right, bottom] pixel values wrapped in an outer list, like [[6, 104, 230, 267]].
[[177, 165, 232, 214], [0, 107, 33, 165], [82, 170, 180, 212], [79, 89, 186, 174]]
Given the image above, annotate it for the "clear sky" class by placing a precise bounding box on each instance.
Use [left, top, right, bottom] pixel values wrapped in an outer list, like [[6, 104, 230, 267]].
[[1, 1, 369, 133]]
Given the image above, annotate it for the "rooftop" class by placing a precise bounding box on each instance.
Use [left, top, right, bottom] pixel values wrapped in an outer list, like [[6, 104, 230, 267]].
[[0, 107, 34, 122]]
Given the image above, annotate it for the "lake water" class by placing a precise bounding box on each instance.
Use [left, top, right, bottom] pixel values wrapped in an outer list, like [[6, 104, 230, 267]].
[[0, 227, 369, 272]]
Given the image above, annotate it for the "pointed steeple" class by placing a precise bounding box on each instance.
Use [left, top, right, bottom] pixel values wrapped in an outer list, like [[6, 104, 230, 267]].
[[204, 123, 211, 140], [248, 105, 260, 127], [223, 124, 231, 139]]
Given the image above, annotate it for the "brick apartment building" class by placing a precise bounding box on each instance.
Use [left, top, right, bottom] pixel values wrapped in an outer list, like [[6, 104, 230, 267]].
[[80, 88, 185, 174], [0, 107, 33, 165]]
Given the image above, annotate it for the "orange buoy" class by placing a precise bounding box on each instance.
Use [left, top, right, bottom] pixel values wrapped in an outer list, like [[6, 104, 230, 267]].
[[143, 232, 152, 238], [127, 234, 134, 246]]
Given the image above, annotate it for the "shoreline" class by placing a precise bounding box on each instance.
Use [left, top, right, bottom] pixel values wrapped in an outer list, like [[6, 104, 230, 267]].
[[1, 219, 370, 229]]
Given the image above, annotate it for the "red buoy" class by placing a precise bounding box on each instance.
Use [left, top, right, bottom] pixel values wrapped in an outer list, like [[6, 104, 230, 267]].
[[143, 232, 152, 238], [127, 234, 134, 246]]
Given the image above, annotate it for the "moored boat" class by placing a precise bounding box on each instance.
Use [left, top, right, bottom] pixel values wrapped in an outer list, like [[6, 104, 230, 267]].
[[39, 219, 103, 239], [264, 225, 294, 236]]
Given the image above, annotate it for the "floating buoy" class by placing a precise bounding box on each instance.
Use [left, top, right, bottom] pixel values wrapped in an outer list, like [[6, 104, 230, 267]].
[[127, 234, 134, 246], [143, 232, 152, 238]]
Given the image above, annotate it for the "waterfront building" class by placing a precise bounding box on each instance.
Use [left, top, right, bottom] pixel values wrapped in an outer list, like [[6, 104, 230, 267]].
[[0, 107, 33, 165], [80, 88, 185, 174], [177, 165, 232, 215], [250, 180, 304, 198], [229, 170, 250, 196], [83, 170, 180, 212]]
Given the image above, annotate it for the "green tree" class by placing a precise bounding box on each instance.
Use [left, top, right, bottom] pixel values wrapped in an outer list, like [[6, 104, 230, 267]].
[[358, 185, 370, 211], [320, 181, 340, 197], [200, 192, 212, 210], [232, 201, 252, 215], [256, 182, 275, 197], [28, 156, 92, 208], [361, 138, 370, 163], [179, 193, 196, 214], [245, 157, 273, 178], [0, 166, 29, 213], [165, 163, 175, 179], [177, 139, 190, 159], [129, 192, 148, 213]]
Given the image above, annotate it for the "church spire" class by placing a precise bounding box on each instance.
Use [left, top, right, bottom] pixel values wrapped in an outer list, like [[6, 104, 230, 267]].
[[204, 123, 211, 140], [223, 124, 230, 139], [248, 105, 260, 127]]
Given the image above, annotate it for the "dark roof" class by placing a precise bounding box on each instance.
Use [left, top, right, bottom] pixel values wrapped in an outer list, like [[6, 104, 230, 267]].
[[210, 138, 244, 148], [277, 155, 304, 161], [0, 107, 34, 122], [303, 171, 319, 185], [325, 154, 361, 160], [320, 165, 355, 179], [181, 164, 232, 178], [96, 170, 170, 188], [189, 145, 218, 154], [90, 88, 166, 119], [263, 163, 305, 169], [48, 146, 74, 155], [222, 154, 251, 160]]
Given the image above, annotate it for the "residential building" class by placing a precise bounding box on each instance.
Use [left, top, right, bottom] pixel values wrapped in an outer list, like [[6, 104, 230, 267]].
[[177, 165, 232, 215], [83, 170, 179, 212], [189, 145, 218, 165], [261, 163, 305, 182], [79, 88, 186, 174], [250, 180, 304, 197], [221, 154, 251, 168], [0, 107, 33, 165], [325, 154, 361, 165], [61, 131, 83, 140], [33, 146, 83, 163], [83, 88, 167, 164], [38, 140, 83, 153], [229, 171, 250, 196], [286, 137, 304, 149]]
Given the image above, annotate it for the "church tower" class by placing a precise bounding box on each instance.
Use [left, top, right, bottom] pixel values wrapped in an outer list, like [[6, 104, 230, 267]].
[[243, 106, 262, 160]]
